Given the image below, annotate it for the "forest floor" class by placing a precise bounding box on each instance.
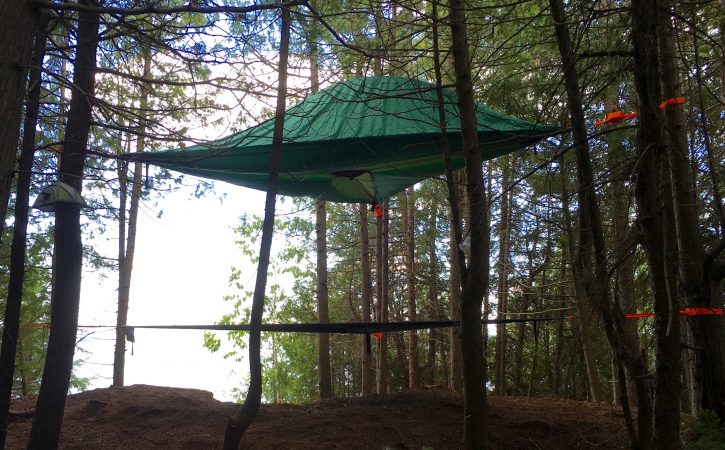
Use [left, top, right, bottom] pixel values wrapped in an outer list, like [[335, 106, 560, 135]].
[[6, 384, 629, 449]]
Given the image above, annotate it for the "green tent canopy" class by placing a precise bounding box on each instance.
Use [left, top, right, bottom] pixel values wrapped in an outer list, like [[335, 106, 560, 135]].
[[121, 76, 560, 203]]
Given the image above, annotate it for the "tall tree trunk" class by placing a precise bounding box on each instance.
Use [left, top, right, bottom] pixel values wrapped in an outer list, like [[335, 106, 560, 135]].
[[427, 198, 440, 385], [512, 317, 526, 396], [360, 203, 374, 395], [405, 186, 419, 389], [376, 201, 390, 394], [309, 42, 332, 399], [223, 7, 290, 449], [28, 3, 100, 447], [550, 0, 651, 446], [449, 1, 490, 447], [316, 199, 332, 398], [658, 1, 725, 421], [551, 258, 566, 396], [0, 16, 48, 448], [0, 0, 40, 239], [630, 0, 682, 446], [560, 161, 605, 403], [431, 0, 465, 393], [113, 48, 151, 387], [495, 157, 513, 395], [605, 98, 642, 411]]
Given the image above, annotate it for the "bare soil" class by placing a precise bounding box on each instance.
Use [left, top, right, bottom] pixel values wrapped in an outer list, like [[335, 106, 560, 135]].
[[7, 384, 629, 449]]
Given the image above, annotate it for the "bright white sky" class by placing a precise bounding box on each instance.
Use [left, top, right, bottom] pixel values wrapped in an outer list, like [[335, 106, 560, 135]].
[[76, 181, 268, 401], [71, 51, 313, 401]]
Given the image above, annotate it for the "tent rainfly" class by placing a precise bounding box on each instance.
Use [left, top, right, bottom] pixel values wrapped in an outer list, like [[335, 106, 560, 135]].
[[121, 76, 560, 203]]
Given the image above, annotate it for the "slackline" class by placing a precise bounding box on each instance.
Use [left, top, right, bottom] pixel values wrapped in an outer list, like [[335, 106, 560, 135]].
[[123, 317, 563, 335]]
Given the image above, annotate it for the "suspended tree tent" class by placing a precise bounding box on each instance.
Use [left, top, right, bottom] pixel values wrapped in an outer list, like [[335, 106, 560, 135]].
[[121, 76, 559, 202]]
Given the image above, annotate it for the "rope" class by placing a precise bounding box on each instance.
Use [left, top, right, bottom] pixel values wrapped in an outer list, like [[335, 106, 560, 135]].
[[122, 316, 563, 336]]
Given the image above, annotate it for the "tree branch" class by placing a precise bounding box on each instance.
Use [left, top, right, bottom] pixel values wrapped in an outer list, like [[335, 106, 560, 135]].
[[36, 0, 306, 16]]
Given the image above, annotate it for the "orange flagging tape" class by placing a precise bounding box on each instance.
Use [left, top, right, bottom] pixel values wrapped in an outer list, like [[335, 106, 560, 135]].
[[594, 111, 639, 126], [659, 97, 684, 110], [374, 204, 383, 219], [372, 332, 382, 339], [568, 307, 723, 320], [625, 312, 655, 319], [681, 307, 723, 316]]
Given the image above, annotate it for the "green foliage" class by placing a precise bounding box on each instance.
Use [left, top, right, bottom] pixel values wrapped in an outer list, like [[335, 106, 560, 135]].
[[684, 411, 725, 450]]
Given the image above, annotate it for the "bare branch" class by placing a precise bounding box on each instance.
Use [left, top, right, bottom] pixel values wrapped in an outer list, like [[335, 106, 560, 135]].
[[36, 0, 307, 16]]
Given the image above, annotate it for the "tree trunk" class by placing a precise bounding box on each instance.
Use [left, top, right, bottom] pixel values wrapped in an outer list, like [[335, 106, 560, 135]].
[[550, 0, 652, 446], [0, 16, 48, 448], [28, 3, 100, 447], [427, 199, 440, 385], [404, 186, 419, 389], [316, 199, 332, 398], [431, 1, 465, 393], [309, 43, 332, 400], [449, 1, 490, 447], [376, 201, 390, 394], [495, 157, 513, 395], [360, 203, 374, 395], [448, 179, 465, 393], [658, 1, 725, 421], [223, 7, 290, 449], [560, 161, 605, 403], [630, 0, 682, 446], [0, 0, 40, 239], [113, 48, 151, 387], [512, 319, 526, 396]]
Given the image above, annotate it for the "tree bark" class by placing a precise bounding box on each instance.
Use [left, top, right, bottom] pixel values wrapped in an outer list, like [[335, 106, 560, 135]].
[[359, 203, 374, 395], [630, 0, 682, 446], [658, 0, 725, 421], [223, 6, 290, 449], [0, 0, 40, 240], [28, 3, 99, 447], [449, 1, 489, 447], [375, 201, 390, 394], [404, 186, 419, 389], [316, 199, 332, 399], [113, 48, 151, 387], [430, 0, 465, 393], [0, 15, 48, 448], [494, 157, 512, 395]]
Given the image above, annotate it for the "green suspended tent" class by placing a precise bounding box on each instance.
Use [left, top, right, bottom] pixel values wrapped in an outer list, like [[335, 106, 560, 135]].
[[122, 76, 560, 203]]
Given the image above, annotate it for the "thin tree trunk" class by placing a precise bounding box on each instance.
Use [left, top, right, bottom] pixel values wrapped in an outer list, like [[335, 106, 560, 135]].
[[551, 260, 566, 396], [0, 16, 48, 448], [427, 199, 440, 385], [113, 48, 151, 387], [316, 199, 332, 398], [360, 203, 374, 395], [0, 0, 40, 239], [495, 157, 512, 395], [527, 321, 539, 397], [309, 42, 332, 399], [512, 318, 526, 396], [405, 186, 419, 389], [449, 1, 490, 446], [223, 7, 290, 449], [376, 201, 390, 394], [560, 161, 605, 402], [28, 3, 100, 447]]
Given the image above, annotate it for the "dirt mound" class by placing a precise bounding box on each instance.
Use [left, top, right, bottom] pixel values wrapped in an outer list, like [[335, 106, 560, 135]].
[[7, 384, 628, 449]]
